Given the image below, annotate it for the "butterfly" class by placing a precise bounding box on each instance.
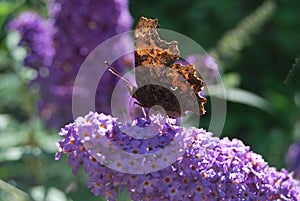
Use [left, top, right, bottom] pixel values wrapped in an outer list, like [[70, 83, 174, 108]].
[[130, 16, 206, 117], [106, 16, 206, 117]]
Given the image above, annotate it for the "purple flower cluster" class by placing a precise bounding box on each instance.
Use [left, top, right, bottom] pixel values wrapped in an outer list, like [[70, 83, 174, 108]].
[[56, 112, 300, 201], [286, 140, 300, 180], [9, 0, 133, 128], [8, 12, 55, 69]]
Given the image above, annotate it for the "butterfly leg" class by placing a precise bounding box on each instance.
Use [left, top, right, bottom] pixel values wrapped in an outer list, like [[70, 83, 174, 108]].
[[133, 101, 147, 119]]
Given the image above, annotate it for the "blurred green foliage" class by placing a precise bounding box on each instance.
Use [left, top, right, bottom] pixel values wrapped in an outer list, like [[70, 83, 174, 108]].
[[0, 180, 33, 201], [0, 0, 300, 200]]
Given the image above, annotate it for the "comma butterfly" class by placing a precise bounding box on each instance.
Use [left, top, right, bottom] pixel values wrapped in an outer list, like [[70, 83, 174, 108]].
[[130, 16, 206, 117]]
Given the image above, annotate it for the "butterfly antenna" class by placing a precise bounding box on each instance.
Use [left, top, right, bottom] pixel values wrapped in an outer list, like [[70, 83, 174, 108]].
[[104, 61, 133, 87]]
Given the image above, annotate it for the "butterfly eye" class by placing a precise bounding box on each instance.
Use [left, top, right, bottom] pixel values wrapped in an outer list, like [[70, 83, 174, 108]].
[[156, 24, 160, 29], [170, 86, 178, 91]]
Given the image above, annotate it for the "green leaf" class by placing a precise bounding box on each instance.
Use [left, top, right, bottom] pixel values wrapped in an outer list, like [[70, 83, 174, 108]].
[[0, 180, 33, 201], [208, 85, 274, 113], [0, 2, 15, 16], [36, 132, 60, 153], [30, 186, 72, 201], [6, 31, 21, 49], [0, 147, 24, 162], [116, 187, 132, 201], [0, 114, 10, 130]]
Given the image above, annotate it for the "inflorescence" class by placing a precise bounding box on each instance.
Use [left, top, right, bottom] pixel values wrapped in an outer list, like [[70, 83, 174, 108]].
[[56, 112, 300, 201]]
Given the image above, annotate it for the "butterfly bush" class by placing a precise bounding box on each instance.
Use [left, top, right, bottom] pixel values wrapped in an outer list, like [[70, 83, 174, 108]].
[[286, 140, 300, 180], [56, 111, 300, 201], [8, 12, 55, 68], [9, 0, 133, 128]]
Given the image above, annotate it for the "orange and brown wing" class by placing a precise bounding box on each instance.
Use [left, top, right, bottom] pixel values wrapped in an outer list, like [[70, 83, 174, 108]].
[[133, 16, 206, 116]]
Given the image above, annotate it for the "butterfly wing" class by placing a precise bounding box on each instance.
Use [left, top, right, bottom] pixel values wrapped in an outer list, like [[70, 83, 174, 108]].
[[133, 16, 206, 116]]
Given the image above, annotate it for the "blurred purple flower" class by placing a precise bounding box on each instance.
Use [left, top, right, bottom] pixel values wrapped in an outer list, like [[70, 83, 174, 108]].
[[9, 0, 133, 128], [8, 12, 55, 68], [286, 140, 300, 180], [56, 112, 300, 201]]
